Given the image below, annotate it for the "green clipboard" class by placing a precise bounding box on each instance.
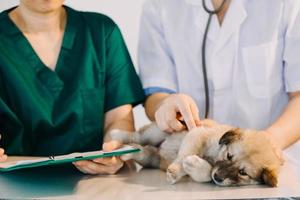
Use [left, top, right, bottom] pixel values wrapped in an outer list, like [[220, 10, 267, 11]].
[[0, 146, 140, 172]]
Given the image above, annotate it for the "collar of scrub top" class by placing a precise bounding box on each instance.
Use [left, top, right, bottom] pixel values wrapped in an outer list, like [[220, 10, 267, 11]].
[[184, 0, 248, 53], [2, 6, 78, 98], [2, 6, 76, 50]]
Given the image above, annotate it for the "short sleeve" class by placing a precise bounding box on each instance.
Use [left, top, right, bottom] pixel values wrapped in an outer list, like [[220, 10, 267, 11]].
[[283, 2, 300, 92], [104, 25, 145, 112], [138, 0, 178, 94]]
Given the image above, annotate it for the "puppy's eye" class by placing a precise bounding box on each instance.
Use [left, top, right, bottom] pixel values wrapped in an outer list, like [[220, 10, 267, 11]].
[[227, 153, 233, 161], [239, 169, 248, 176]]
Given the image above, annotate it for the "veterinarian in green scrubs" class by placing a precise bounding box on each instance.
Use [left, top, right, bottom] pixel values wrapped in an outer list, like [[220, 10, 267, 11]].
[[0, 1, 145, 175]]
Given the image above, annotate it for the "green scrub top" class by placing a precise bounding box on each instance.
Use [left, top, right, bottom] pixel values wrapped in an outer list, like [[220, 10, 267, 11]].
[[0, 6, 145, 156]]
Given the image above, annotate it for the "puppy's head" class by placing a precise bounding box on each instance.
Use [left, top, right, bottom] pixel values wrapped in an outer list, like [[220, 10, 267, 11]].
[[211, 129, 281, 187]]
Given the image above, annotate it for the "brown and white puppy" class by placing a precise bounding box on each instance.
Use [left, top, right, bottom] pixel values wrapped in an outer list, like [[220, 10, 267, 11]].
[[108, 120, 282, 187]]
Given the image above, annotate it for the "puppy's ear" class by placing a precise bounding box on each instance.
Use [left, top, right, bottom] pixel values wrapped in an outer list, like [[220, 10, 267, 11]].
[[219, 129, 241, 145], [261, 168, 278, 187]]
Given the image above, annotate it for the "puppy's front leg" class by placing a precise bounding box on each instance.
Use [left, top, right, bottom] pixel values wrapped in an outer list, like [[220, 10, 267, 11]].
[[166, 161, 187, 184], [167, 128, 206, 184], [183, 155, 212, 182]]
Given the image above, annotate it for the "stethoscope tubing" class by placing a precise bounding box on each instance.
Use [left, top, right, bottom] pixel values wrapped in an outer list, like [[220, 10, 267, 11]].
[[201, 0, 228, 118]]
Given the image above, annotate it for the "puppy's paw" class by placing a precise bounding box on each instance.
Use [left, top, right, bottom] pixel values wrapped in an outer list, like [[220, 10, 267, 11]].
[[166, 163, 184, 184], [183, 155, 212, 182]]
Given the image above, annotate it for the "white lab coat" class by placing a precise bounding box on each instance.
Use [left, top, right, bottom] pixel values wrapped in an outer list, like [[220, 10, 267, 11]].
[[138, 0, 300, 177]]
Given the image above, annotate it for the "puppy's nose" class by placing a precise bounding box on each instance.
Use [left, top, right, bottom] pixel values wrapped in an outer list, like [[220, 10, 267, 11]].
[[213, 174, 224, 183]]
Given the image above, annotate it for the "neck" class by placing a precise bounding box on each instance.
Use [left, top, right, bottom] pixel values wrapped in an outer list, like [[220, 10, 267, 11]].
[[10, 4, 66, 34], [211, 0, 231, 25], [212, 0, 226, 9]]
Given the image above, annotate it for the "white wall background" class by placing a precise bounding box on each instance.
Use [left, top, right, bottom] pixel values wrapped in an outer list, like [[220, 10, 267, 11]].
[[0, 0, 150, 129]]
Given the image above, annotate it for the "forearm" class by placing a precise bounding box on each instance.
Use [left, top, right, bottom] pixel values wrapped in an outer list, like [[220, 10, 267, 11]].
[[144, 93, 170, 121], [104, 105, 135, 138], [266, 92, 300, 150], [105, 115, 135, 133]]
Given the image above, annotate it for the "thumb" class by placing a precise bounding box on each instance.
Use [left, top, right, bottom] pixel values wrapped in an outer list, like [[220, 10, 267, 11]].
[[102, 140, 123, 152]]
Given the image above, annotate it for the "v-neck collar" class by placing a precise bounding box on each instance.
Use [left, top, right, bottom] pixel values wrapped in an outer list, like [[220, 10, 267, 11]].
[[185, 0, 248, 50], [2, 6, 77, 71], [60, 6, 77, 50], [1, 6, 78, 98]]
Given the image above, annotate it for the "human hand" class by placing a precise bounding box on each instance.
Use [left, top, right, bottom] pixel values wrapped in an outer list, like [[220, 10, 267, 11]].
[[0, 135, 8, 162], [73, 141, 124, 175], [0, 148, 7, 162], [155, 93, 201, 133]]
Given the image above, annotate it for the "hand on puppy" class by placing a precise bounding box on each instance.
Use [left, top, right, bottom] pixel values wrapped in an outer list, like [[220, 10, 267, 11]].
[[155, 93, 201, 133], [73, 141, 124, 175]]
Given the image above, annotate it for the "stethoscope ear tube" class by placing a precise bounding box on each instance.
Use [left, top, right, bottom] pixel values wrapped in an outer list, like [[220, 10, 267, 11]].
[[201, 0, 228, 118]]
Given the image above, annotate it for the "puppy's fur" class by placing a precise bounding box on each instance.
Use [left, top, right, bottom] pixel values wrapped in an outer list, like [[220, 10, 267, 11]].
[[108, 120, 282, 187]]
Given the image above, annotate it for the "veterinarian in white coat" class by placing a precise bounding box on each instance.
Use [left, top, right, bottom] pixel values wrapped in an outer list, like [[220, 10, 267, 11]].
[[138, 0, 300, 176]]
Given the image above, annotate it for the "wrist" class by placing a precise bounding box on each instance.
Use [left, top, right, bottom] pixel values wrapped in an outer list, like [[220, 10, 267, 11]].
[[145, 93, 170, 121]]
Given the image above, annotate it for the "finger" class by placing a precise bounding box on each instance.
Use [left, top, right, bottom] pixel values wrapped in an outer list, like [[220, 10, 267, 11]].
[[93, 156, 123, 167], [163, 109, 185, 133], [103, 140, 123, 152], [81, 160, 123, 175], [79, 164, 103, 175], [155, 113, 174, 133], [74, 163, 97, 175], [73, 160, 92, 166], [160, 120, 175, 133], [92, 157, 112, 164], [178, 103, 197, 131], [73, 161, 91, 174], [74, 158, 124, 174], [74, 160, 106, 175], [168, 118, 185, 132], [0, 154, 7, 162], [195, 120, 202, 127], [158, 121, 173, 133], [155, 110, 171, 132], [0, 148, 5, 155]]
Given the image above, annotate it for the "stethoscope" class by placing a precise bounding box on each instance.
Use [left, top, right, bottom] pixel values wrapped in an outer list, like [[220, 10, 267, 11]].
[[201, 0, 228, 118]]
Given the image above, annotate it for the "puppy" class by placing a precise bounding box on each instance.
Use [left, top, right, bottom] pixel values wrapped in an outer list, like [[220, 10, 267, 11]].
[[108, 120, 282, 187]]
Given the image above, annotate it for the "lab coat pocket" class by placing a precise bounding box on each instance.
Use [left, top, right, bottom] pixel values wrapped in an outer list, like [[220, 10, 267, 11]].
[[81, 88, 105, 134], [242, 40, 283, 99]]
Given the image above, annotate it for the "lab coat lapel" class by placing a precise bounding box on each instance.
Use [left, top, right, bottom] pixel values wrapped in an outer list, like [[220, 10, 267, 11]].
[[214, 0, 247, 53], [185, 0, 220, 42]]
